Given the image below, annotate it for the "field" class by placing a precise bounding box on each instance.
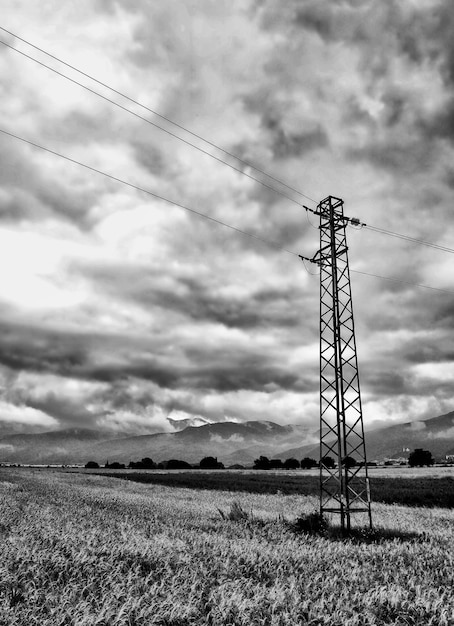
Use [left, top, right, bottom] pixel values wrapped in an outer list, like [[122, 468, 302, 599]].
[[1, 469, 454, 625], [96, 468, 454, 508]]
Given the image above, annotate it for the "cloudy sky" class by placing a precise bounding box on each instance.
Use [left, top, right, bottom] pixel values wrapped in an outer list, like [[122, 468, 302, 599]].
[[1, 0, 454, 436]]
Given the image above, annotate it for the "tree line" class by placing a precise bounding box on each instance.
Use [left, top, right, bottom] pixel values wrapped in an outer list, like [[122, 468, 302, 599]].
[[85, 456, 225, 470], [86, 455, 324, 470], [85, 455, 314, 470], [85, 448, 436, 470]]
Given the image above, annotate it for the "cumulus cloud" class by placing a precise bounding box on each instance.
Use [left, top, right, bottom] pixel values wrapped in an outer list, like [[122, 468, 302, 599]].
[[0, 0, 453, 436], [409, 421, 427, 432], [427, 426, 454, 439], [210, 433, 245, 444]]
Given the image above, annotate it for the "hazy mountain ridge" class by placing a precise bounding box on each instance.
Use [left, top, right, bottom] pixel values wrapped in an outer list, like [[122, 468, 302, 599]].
[[0, 420, 304, 465], [0, 428, 116, 445], [1, 412, 454, 465], [0, 428, 120, 465], [278, 411, 454, 462]]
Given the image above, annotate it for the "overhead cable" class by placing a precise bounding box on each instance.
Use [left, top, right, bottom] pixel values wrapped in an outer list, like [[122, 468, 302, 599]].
[[304, 205, 454, 257], [364, 224, 454, 255], [2, 127, 454, 296], [0, 29, 317, 206], [349, 268, 454, 295], [0, 127, 299, 257], [5, 27, 453, 260]]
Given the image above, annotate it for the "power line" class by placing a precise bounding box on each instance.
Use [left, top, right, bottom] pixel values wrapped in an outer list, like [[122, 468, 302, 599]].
[[0, 127, 300, 257], [364, 224, 454, 255], [0, 25, 318, 204], [304, 205, 454, 257], [350, 268, 454, 295], [4, 28, 453, 261], [0, 40, 301, 207], [3, 127, 454, 296], [0, 30, 317, 207]]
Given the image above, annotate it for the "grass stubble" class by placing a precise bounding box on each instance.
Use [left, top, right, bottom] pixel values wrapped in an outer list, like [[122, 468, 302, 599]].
[[1, 469, 454, 625]]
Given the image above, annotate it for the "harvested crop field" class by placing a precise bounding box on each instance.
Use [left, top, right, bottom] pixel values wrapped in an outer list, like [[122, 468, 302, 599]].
[[97, 469, 454, 508], [1, 469, 454, 625]]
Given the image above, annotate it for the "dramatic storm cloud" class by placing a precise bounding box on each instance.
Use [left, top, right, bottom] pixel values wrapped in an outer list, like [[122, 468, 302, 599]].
[[0, 0, 454, 435]]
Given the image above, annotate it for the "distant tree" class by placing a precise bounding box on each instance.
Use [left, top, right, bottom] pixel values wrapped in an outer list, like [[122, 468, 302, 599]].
[[301, 457, 317, 469], [166, 459, 192, 469], [320, 456, 335, 469], [253, 456, 270, 470], [85, 461, 99, 469], [200, 456, 224, 469], [128, 458, 155, 469], [105, 461, 125, 469], [284, 457, 300, 470], [269, 459, 284, 469], [343, 456, 357, 468], [408, 448, 434, 467]]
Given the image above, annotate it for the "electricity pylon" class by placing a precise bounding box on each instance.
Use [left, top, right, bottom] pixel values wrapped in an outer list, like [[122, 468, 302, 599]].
[[301, 196, 372, 532]]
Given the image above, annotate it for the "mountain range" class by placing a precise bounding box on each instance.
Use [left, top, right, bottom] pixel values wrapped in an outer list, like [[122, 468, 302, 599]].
[[0, 420, 311, 466], [282, 411, 454, 463], [1, 411, 454, 466]]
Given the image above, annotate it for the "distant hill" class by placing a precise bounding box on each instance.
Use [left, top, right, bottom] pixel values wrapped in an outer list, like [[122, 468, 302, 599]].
[[2, 411, 454, 466], [0, 428, 119, 465], [277, 411, 454, 462], [0, 420, 310, 466]]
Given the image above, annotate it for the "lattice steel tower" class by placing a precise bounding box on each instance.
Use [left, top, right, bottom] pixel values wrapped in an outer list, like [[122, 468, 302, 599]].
[[303, 196, 372, 532]]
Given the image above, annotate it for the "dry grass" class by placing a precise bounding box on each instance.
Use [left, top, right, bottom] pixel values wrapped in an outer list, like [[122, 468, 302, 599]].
[[1, 469, 454, 625]]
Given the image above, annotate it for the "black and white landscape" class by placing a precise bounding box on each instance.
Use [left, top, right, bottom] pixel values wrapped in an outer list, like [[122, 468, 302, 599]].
[[3, 3, 454, 625], [2, 411, 454, 466], [1, 2, 454, 446]]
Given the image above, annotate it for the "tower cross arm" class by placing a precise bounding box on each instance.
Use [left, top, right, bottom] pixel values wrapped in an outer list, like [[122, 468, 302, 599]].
[[303, 204, 366, 227]]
